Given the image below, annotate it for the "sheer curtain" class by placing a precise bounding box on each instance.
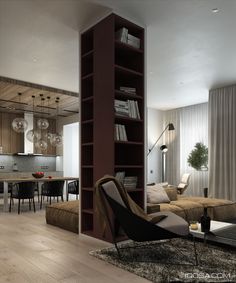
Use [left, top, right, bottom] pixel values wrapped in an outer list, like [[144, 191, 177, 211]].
[[209, 86, 236, 201], [164, 103, 208, 196]]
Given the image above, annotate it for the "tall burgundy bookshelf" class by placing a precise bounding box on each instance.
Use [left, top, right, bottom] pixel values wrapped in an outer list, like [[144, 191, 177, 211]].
[[80, 13, 145, 242]]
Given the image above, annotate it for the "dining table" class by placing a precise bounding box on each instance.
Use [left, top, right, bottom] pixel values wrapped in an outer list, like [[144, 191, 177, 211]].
[[2, 176, 79, 212]]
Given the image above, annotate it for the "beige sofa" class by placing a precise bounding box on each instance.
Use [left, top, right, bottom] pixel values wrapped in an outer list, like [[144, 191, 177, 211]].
[[147, 186, 236, 222]]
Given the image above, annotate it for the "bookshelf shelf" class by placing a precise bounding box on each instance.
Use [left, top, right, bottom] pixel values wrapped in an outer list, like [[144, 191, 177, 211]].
[[80, 13, 144, 243], [114, 165, 144, 168], [82, 187, 94, 192], [115, 65, 143, 77], [115, 40, 143, 53], [115, 116, 143, 123], [82, 49, 94, 58], [81, 119, 94, 124], [115, 141, 143, 145], [82, 142, 93, 146], [81, 73, 93, 80], [115, 89, 143, 100], [82, 96, 93, 103], [82, 209, 94, 215]]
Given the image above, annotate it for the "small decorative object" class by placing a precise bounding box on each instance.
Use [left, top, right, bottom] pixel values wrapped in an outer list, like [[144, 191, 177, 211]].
[[187, 142, 208, 170], [12, 163, 18, 171], [48, 176, 52, 179], [32, 172, 44, 178], [200, 207, 211, 233], [190, 221, 198, 230], [203, 187, 208, 198]]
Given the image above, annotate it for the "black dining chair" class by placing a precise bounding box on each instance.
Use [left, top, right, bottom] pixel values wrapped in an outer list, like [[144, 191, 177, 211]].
[[40, 181, 64, 209], [67, 180, 79, 201], [9, 182, 36, 214]]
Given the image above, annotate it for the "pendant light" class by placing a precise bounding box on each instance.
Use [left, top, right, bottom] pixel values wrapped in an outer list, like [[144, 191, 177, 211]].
[[51, 97, 63, 147], [12, 93, 28, 133], [45, 96, 53, 141], [26, 95, 41, 142], [35, 95, 48, 151], [37, 94, 49, 130]]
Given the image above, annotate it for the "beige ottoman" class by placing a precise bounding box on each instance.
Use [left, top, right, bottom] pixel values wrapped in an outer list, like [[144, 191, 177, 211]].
[[46, 200, 79, 233]]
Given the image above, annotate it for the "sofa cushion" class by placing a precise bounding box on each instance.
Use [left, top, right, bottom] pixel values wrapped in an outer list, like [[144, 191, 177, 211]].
[[147, 184, 170, 204], [46, 200, 79, 233], [165, 187, 178, 201], [159, 203, 186, 219]]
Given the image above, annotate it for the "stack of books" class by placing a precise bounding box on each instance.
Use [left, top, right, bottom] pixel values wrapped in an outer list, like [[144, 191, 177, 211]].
[[123, 176, 138, 189], [115, 171, 125, 184], [115, 99, 140, 119], [115, 27, 140, 49], [120, 86, 136, 94], [115, 124, 128, 141]]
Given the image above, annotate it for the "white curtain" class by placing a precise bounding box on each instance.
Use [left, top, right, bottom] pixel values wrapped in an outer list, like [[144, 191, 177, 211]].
[[164, 103, 208, 196], [209, 86, 236, 201]]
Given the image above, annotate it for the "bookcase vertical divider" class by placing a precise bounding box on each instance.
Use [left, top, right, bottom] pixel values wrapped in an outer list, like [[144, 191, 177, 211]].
[[80, 13, 145, 242]]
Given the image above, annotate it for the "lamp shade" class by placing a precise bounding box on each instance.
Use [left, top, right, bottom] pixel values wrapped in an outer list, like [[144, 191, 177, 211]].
[[160, 145, 168, 152], [168, 123, 175, 131]]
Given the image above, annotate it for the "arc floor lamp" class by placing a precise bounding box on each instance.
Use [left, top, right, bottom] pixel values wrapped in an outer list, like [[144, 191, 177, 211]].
[[148, 123, 175, 182], [147, 123, 175, 156]]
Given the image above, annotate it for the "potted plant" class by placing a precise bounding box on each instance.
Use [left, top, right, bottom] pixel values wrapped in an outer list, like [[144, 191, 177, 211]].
[[187, 142, 208, 170]]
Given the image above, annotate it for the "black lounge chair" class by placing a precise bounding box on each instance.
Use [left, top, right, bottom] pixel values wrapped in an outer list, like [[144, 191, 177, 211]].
[[97, 177, 198, 265]]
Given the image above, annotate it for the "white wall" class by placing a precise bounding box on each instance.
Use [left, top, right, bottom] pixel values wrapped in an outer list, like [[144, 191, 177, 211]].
[[147, 108, 164, 183], [63, 122, 79, 177]]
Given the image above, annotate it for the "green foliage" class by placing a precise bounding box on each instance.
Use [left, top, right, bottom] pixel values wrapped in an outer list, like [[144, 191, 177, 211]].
[[187, 142, 208, 170]]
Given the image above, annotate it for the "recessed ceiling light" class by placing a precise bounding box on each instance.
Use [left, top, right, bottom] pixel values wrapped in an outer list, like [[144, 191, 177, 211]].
[[212, 8, 219, 13], [33, 58, 37, 62]]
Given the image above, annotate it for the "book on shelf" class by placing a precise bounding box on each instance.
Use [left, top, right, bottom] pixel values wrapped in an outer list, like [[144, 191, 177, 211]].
[[115, 124, 128, 141], [115, 27, 141, 49], [115, 171, 125, 184], [123, 176, 138, 189], [119, 86, 137, 94], [127, 34, 141, 49], [115, 27, 128, 43], [115, 99, 140, 119]]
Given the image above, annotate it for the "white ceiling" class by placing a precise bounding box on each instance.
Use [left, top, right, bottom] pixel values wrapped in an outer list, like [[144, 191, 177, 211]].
[[1, 0, 236, 110]]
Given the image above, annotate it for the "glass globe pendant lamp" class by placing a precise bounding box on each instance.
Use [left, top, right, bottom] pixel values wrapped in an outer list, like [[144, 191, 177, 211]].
[[26, 129, 41, 142], [12, 93, 28, 133], [51, 98, 63, 147], [50, 133, 63, 147], [12, 117, 28, 133], [37, 118, 49, 130], [26, 95, 41, 142], [35, 139, 48, 151], [37, 96, 49, 130]]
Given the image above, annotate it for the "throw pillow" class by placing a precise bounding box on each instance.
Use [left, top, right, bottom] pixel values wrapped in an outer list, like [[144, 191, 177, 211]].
[[147, 184, 170, 204], [165, 187, 178, 201]]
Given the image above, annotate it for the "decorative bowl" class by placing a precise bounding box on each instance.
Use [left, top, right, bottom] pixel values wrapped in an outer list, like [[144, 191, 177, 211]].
[[32, 172, 44, 179]]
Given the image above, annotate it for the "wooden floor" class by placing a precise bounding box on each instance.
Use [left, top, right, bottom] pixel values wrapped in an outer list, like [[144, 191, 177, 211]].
[[0, 209, 150, 283]]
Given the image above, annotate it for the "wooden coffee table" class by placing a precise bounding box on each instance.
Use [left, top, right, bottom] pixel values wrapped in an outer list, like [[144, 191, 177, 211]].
[[190, 220, 236, 247]]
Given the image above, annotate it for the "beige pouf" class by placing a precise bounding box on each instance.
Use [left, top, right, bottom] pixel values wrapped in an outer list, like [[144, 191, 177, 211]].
[[46, 200, 79, 233]]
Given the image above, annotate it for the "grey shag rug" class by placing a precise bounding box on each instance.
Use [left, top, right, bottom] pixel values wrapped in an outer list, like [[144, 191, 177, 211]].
[[89, 238, 236, 282]]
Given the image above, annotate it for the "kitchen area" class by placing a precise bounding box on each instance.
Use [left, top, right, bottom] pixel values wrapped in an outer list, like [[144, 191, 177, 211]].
[[0, 76, 79, 213]]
